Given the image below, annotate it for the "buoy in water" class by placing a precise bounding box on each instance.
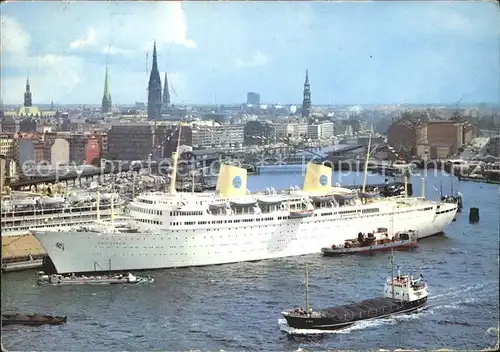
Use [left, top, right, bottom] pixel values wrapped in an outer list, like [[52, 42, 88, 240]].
[[469, 207, 480, 223]]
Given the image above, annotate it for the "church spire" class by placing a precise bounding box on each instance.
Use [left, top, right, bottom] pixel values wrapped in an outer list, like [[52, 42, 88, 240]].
[[24, 70, 32, 107], [301, 69, 311, 119], [101, 63, 112, 113], [163, 71, 171, 110], [147, 41, 162, 120]]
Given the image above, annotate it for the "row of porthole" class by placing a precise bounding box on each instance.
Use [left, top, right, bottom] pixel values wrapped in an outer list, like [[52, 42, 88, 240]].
[[93, 249, 287, 256], [97, 223, 405, 243], [95, 239, 285, 249]]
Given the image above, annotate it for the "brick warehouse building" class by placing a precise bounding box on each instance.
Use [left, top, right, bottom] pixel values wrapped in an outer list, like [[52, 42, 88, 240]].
[[387, 116, 475, 159]]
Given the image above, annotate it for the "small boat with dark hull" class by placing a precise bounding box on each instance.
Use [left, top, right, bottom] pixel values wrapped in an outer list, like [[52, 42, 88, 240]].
[[321, 228, 418, 256], [281, 253, 428, 331], [37, 271, 154, 285], [1, 314, 67, 326]]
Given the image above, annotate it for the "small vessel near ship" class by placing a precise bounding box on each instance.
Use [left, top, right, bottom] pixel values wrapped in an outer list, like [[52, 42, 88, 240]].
[[37, 271, 154, 285], [1, 313, 67, 326], [321, 228, 418, 256], [281, 252, 428, 331]]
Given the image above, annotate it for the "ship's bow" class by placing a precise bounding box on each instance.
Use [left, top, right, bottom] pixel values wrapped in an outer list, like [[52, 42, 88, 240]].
[[32, 230, 89, 274]]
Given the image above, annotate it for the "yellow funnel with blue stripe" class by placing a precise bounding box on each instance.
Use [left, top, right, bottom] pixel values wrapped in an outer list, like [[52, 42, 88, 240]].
[[216, 164, 247, 198], [303, 163, 332, 193]]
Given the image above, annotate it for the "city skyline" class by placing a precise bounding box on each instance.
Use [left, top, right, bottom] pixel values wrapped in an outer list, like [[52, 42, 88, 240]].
[[1, 1, 499, 106]]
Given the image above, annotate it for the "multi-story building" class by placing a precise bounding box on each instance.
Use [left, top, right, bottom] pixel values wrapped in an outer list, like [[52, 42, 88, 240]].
[[19, 117, 37, 132], [0, 135, 18, 163], [305, 122, 335, 140], [34, 139, 51, 165], [307, 124, 321, 140], [1, 116, 18, 134], [191, 124, 244, 149], [243, 121, 274, 145], [271, 122, 289, 140], [387, 116, 475, 159], [85, 137, 101, 165], [159, 124, 193, 158], [0, 155, 5, 191], [68, 134, 88, 164], [107, 123, 155, 160], [321, 122, 335, 139], [0, 135, 19, 179], [486, 136, 500, 157], [18, 137, 37, 173], [286, 123, 308, 139], [50, 138, 70, 166], [246, 92, 260, 106]]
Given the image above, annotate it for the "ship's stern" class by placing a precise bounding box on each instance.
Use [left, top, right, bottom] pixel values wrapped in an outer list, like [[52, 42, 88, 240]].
[[282, 310, 349, 331]]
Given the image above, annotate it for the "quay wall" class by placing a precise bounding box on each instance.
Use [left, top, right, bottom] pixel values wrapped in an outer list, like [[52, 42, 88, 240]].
[[2, 234, 46, 259]]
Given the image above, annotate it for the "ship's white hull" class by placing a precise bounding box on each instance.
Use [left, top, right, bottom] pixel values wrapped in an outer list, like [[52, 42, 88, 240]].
[[34, 202, 457, 274]]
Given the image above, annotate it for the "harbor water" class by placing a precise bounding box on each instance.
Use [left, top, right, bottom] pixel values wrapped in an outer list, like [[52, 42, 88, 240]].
[[2, 171, 499, 351]]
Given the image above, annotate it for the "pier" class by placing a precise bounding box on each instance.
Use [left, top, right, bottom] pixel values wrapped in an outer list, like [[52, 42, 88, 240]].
[[2, 234, 45, 272]]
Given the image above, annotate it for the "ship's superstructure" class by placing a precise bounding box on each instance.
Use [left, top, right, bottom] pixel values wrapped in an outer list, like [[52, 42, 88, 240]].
[[1, 191, 126, 237], [34, 161, 458, 274]]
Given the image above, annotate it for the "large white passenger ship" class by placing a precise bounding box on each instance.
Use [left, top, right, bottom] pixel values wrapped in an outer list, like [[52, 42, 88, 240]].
[[34, 161, 458, 274]]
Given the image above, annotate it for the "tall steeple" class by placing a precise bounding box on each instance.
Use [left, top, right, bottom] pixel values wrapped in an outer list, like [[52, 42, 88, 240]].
[[301, 69, 311, 119], [101, 63, 112, 114], [24, 71, 32, 107], [162, 71, 171, 111], [147, 41, 162, 120]]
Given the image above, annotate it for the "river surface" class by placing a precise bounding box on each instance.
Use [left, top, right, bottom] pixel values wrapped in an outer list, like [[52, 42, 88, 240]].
[[2, 171, 499, 351]]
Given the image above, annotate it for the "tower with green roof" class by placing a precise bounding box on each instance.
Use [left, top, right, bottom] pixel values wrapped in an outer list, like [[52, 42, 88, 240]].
[[101, 64, 112, 114]]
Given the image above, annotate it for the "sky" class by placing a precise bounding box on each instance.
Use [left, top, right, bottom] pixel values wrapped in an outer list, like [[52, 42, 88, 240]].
[[1, 1, 499, 106]]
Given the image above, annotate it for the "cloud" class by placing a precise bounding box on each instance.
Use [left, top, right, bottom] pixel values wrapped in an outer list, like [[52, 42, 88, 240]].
[[1, 1, 497, 105], [95, 2, 196, 53], [69, 28, 97, 49], [0, 2, 197, 104], [1, 16, 30, 54], [102, 45, 132, 56], [1, 54, 87, 104], [236, 51, 270, 67], [1, 15, 86, 103]]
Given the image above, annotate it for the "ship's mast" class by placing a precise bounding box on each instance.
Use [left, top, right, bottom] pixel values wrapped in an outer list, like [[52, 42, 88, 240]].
[[132, 174, 136, 199], [404, 175, 408, 197], [305, 263, 310, 311], [421, 177, 425, 199], [191, 170, 195, 195], [110, 193, 115, 224], [362, 133, 372, 193], [96, 191, 100, 221], [168, 122, 183, 194], [390, 249, 395, 301]]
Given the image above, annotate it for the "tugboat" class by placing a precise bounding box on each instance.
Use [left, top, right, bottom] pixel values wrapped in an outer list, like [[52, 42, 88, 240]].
[[321, 228, 418, 256], [281, 251, 428, 331], [37, 271, 154, 285]]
